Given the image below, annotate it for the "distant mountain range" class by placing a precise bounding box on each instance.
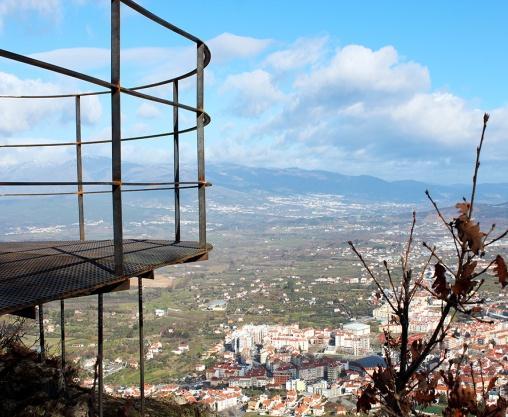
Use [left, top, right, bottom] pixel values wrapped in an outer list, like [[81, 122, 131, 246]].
[[208, 163, 508, 204], [1, 157, 508, 204]]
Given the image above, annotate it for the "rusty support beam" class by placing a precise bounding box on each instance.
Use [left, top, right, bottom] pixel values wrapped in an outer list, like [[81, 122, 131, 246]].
[[60, 300, 66, 370], [38, 303, 45, 361], [90, 279, 130, 295], [98, 293, 104, 417], [138, 277, 145, 416], [9, 306, 36, 319]]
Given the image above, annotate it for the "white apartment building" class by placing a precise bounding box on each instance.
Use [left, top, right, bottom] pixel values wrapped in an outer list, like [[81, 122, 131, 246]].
[[271, 336, 309, 352], [335, 322, 370, 356]]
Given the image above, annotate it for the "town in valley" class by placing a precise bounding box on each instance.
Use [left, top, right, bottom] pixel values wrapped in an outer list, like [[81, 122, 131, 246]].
[[14, 191, 508, 416]]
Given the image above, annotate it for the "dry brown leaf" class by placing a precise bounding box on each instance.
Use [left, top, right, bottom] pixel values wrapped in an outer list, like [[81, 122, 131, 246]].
[[410, 339, 424, 361], [456, 202, 471, 215], [452, 260, 478, 297], [357, 385, 377, 412], [432, 263, 449, 299], [452, 276, 476, 297], [493, 255, 507, 288], [487, 376, 498, 391], [383, 329, 400, 348], [462, 261, 477, 278], [455, 214, 486, 255]]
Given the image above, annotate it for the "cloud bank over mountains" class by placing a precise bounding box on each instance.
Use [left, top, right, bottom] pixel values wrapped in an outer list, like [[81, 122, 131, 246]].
[[214, 37, 508, 183], [0, 1, 506, 184]]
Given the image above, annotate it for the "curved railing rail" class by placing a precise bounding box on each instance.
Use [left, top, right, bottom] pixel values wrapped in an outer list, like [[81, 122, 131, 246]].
[[0, 0, 211, 265]]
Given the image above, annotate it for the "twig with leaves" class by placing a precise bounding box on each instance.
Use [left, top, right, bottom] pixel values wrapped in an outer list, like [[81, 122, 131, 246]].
[[349, 114, 507, 416]]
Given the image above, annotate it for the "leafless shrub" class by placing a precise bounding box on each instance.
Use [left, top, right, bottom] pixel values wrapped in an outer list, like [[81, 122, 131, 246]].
[[349, 114, 507, 416]]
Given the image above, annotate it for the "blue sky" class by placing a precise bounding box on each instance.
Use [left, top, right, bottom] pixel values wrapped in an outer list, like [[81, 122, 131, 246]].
[[0, 0, 507, 184]]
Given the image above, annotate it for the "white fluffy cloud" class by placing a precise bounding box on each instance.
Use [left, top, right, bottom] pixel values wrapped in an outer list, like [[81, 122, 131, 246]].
[[294, 45, 430, 98], [389, 92, 478, 144], [136, 102, 162, 119], [0, 140, 72, 167], [3, 20, 507, 183], [30, 48, 109, 71], [0, 71, 102, 135], [29, 32, 272, 72], [0, 0, 60, 30], [218, 39, 508, 182], [221, 69, 285, 117], [208, 33, 272, 63], [264, 36, 328, 71], [28, 32, 273, 90]]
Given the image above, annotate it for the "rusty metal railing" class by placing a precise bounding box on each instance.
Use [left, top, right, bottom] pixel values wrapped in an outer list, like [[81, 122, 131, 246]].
[[0, 0, 211, 253], [0, 1, 211, 415]]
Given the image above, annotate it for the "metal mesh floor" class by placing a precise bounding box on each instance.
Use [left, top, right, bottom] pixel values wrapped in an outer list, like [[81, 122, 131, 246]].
[[0, 240, 211, 315]]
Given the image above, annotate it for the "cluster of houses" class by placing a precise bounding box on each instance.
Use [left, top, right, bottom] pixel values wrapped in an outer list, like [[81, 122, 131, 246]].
[[247, 391, 327, 416], [228, 322, 371, 366], [73, 286, 508, 417]]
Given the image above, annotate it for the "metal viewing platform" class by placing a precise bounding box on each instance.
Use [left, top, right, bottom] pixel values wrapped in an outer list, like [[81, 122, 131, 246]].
[[0, 1, 211, 415], [0, 240, 211, 317]]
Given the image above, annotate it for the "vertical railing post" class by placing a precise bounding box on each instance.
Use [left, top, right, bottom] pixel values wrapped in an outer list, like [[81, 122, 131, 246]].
[[196, 43, 206, 248], [59, 94, 84, 378], [38, 303, 45, 361], [138, 277, 145, 416], [60, 300, 66, 369], [75, 95, 85, 241], [98, 293, 104, 417], [173, 81, 180, 242], [111, 0, 123, 275]]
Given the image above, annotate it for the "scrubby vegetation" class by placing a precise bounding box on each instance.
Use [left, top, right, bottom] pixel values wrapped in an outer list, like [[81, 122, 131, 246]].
[[0, 320, 214, 417]]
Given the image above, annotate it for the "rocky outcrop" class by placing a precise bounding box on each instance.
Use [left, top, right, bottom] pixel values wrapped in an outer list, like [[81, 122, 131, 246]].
[[0, 341, 89, 417]]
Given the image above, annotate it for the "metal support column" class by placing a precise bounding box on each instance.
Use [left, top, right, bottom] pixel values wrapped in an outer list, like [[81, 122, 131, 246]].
[[59, 94, 83, 378], [111, 0, 123, 275], [38, 303, 45, 361], [75, 95, 85, 241], [98, 293, 104, 417], [60, 300, 65, 369], [138, 277, 145, 416], [173, 81, 180, 242], [196, 43, 206, 248]]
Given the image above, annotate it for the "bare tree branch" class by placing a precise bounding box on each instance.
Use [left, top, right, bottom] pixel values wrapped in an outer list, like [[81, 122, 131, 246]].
[[469, 113, 490, 218], [403, 211, 417, 272], [485, 228, 508, 247], [425, 190, 461, 258], [348, 241, 398, 313], [384, 260, 401, 308]]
